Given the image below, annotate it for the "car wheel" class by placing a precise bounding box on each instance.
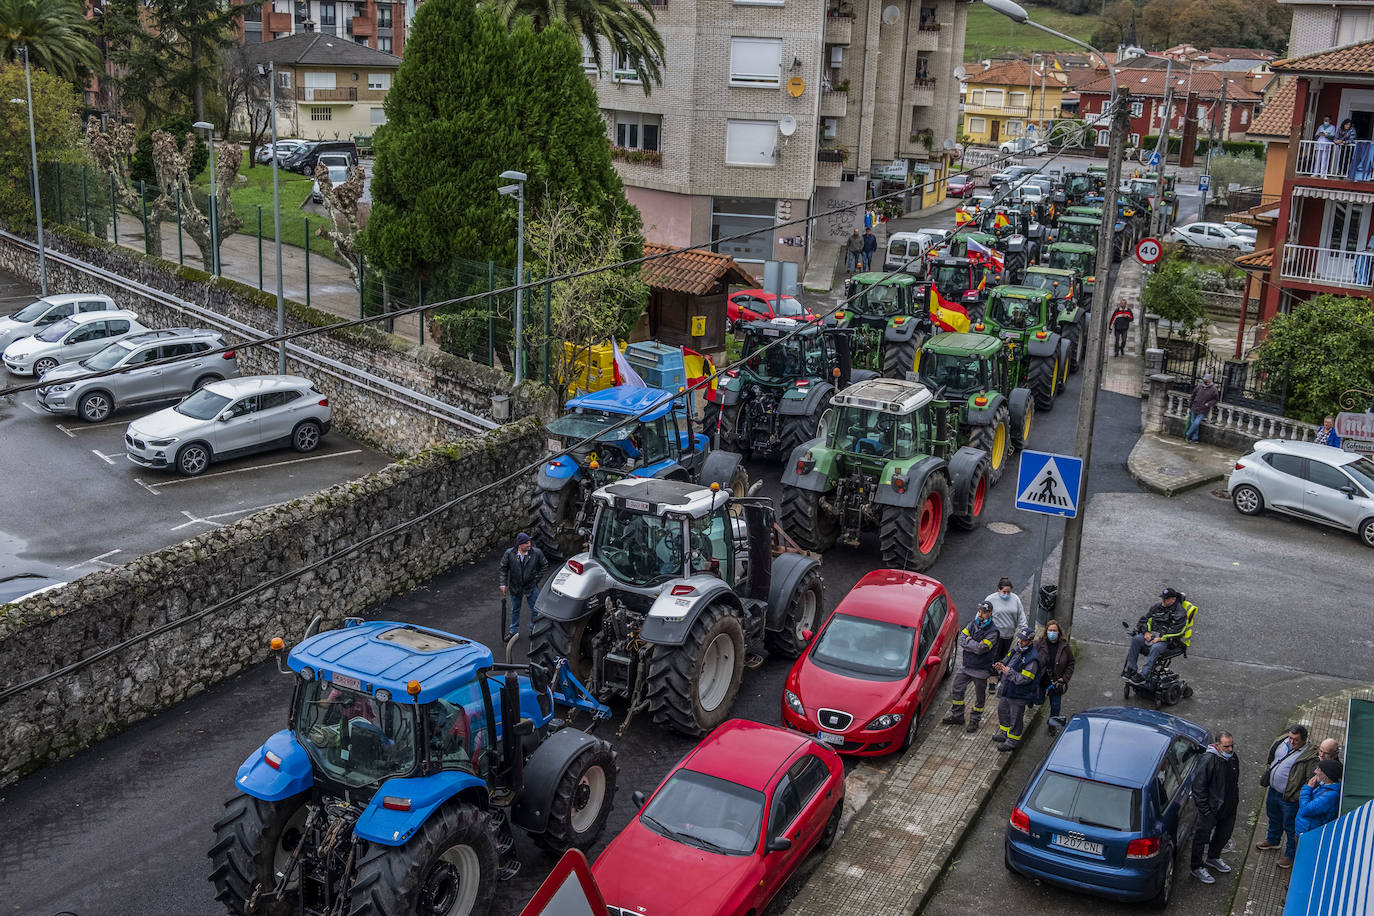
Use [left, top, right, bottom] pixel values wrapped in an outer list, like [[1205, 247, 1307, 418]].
[[292, 420, 322, 453], [1231, 484, 1264, 516], [78, 391, 113, 423], [899, 713, 919, 753], [176, 442, 211, 477], [193, 374, 222, 391], [1360, 517, 1374, 549], [1148, 849, 1175, 909], [33, 357, 58, 377], [818, 796, 844, 849]]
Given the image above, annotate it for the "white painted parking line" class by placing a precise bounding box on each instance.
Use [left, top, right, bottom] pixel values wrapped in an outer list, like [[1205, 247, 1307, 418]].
[[91, 449, 119, 465], [57, 419, 128, 437], [65, 548, 122, 570], [132, 477, 162, 497], [20, 401, 42, 414], [139, 449, 363, 489], [170, 502, 283, 532]]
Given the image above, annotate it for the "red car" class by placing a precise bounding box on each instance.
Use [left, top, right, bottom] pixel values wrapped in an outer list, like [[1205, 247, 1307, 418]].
[[593, 719, 844, 915], [727, 289, 816, 324], [946, 173, 977, 197], [780, 569, 958, 756]]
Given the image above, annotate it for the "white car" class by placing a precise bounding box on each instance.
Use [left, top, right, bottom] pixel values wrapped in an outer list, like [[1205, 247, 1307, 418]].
[[999, 137, 1046, 155], [2, 309, 146, 377], [1014, 184, 1046, 204], [311, 164, 351, 203], [1166, 221, 1254, 251], [1222, 221, 1259, 242], [125, 375, 331, 476], [884, 229, 954, 273], [256, 139, 306, 165], [1229, 439, 1374, 548], [0, 294, 118, 352]]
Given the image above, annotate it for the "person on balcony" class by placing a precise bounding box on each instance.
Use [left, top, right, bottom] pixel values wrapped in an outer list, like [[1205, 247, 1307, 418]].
[[1314, 117, 1337, 176]]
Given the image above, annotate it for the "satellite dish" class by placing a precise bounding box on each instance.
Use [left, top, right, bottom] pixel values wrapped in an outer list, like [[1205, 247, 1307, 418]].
[[882, 4, 901, 25], [953, 65, 967, 81], [779, 115, 798, 137], [943, 138, 956, 151]]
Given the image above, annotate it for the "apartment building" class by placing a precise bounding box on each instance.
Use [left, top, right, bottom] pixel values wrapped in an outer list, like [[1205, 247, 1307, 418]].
[[587, 0, 967, 276], [1281, 0, 1374, 57], [241, 0, 410, 55], [960, 59, 1066, 145]]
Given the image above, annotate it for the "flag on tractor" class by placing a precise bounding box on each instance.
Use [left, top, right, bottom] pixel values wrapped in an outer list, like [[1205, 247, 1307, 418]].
[[682, 346, 717, 396], [993, 211, 1010, 230], [965, 236, 1004, 271], [928, 285, 971, 334], [610, 339, 646, 387]]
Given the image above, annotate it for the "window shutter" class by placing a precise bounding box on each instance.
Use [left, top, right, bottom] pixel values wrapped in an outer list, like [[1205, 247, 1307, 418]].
[[730, 38, 782, 86], [726, 119, 777, 164]]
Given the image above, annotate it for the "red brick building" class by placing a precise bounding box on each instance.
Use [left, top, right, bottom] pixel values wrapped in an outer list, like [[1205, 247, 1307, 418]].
[[1077, 68, 1262, 151]]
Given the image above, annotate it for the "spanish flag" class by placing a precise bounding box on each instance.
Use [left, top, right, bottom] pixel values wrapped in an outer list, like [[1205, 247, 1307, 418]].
[[682, 346, 717, 395], [929, 285, 971, 334], [993, 211, 1011, 230]]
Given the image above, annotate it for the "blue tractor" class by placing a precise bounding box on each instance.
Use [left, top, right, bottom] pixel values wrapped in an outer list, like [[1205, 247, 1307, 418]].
[[209, 619, 616, 916], [530, 386, 748, 559]]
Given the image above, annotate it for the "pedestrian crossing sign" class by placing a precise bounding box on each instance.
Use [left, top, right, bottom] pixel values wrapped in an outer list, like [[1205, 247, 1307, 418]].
[[1015, 450, 1083, 518]]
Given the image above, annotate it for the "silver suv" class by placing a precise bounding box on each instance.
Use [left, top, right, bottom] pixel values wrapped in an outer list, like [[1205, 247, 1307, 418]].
[[36, 328, 241, 423], [1229, 439, 1374, 548]]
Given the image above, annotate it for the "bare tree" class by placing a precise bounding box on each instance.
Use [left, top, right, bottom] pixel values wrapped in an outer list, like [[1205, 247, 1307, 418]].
[[313, 161, 367, 288], [220, 45, 292, 168]]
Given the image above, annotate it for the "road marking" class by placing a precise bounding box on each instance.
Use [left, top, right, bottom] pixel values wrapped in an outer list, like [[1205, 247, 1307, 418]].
[[65, 548, 122, 570], [138, 449, 364, 489], [57, 419, 128, 437], [133, 477, 162, 497], [21, 401, 42, 414], [170, 502, 283, 532], [91, 449, 119, 465]]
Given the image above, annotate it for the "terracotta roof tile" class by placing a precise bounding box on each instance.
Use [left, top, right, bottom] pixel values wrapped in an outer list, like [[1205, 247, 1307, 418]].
[[1272, 38, 1374, 75], [641, 244, 757, 296], [1208, 48, 1278, 62], [1234, 247, 1273, 271], [1077, 68, 1262, 101], [1248, 79, 1297, 138], [963, 59, 1065, 88]]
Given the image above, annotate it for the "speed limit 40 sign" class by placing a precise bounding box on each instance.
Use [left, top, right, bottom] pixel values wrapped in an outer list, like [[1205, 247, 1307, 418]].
[[1135, 237, 1163, 265]]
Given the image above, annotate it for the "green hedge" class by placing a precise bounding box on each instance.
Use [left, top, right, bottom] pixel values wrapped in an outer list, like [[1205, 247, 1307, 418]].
[[1140, 136, 1264, 158]]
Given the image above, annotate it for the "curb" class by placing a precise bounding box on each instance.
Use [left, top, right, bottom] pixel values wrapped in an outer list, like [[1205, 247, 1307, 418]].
[[1126, 439, 1226, 497]]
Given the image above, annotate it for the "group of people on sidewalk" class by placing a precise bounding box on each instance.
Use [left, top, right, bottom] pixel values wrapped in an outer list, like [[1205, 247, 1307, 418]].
[[846, 228, 878, 273]]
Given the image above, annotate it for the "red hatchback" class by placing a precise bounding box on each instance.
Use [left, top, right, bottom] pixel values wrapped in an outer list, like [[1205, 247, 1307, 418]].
[[727, 289, 816, 324], [593, 719, 844, 916], [780, 569, 958, 756]]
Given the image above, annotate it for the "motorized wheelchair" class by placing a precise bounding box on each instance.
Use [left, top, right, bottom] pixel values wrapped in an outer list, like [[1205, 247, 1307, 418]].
[[1121, 595, 1199, 708]]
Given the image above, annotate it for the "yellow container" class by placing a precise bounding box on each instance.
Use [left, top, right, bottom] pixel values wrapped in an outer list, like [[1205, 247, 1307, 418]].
[[561, 341, 618, 394]]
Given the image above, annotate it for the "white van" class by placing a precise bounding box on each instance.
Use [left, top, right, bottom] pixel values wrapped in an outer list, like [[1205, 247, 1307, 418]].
[[884, 230, 952, 274]]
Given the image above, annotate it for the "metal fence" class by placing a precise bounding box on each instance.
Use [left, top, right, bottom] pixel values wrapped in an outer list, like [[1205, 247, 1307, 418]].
[[1160, 338, 1289, 414]]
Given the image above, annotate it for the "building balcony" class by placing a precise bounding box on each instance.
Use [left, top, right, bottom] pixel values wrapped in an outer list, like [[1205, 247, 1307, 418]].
[[825, 15, 852, 46], [302, 87, 358, 102], [264, 10, 293, 31], [913, 27, 940, 51], [610, 146, 663, 167], [1279, 243, 1373, 289], [821, 89, 848, 118], [962, 103, 1031, 117], [816, 156, 843, 188], [1293, 139, 1374, 182], [351, 16, 376, 36], [911, 79, 936, 107]]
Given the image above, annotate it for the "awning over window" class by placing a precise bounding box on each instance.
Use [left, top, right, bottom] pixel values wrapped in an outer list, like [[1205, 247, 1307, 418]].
[[1283, 799, 1374, 916], [1293, 186, 1374, 204]]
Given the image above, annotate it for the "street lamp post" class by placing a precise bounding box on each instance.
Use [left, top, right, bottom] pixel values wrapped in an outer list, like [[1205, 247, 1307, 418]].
[[192, 121, 220, 276], [984, 0, 1127, 638], [15, 47, 46, 296], [258, 63, 287, 374], [498, 170, 528, 384]]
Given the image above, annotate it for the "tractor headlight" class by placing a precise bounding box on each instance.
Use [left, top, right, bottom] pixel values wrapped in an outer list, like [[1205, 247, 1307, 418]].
[[299, 666, 316, 681], [374, 688, 392, 702], [864, 712, 904, 731], [783, 689, 805, 716]]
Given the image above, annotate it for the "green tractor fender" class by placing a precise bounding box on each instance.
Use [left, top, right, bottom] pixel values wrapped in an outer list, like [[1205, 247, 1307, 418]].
[[1026, 332, 1061, 359], [713, 377, 744, 407], [780, 438, 837, 492], [1056, 305, 1083, 327], [963, 392, 1008, 426], [873, 455, 946, 509], [778, 382, 833, 417], [948, 446, 991, 519], [883, 316, 925, 343]]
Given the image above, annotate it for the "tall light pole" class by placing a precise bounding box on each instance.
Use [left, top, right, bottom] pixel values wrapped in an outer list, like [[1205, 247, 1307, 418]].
[[984, 0, 1126, 638], [258, 62, 286, 374], [192, 121, 220, 276], [498, 170, 527, 383], [15, 47, 46, 296]]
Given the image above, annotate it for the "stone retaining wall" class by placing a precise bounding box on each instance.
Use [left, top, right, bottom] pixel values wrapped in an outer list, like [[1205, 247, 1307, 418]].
[[0, 417, 544, 787]]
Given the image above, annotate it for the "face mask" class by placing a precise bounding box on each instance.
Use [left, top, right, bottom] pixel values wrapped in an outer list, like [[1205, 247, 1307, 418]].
[[978, 616, 992, 627], [1047, 631, 1059, 642], [1221, 750, 1234, 759], [999, 592, 1012, 600]]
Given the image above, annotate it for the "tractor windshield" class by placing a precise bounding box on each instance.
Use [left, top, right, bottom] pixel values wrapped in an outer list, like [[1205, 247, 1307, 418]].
[[1058, 221, 1097, 246], [920, 351, 987, 395], [742, 334, 826, 379], [978, 210, 1015, 235], [295, 680, 419, 788], [829, 406, 921, 459], [930, 264, 972, 302], [1046, 249, 1091, 274], [545, 410, 652, 469], [850, 282, 905, 317], [1021, 272, 1071, 301], [987, 293, 1037, 330], [592, 507, 686, 587]]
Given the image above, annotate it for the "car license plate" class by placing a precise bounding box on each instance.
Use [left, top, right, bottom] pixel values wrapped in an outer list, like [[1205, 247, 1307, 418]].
[[816, 731, 844, 745], [331, 673, 362, 691], [1052, 834, 1103, 856]]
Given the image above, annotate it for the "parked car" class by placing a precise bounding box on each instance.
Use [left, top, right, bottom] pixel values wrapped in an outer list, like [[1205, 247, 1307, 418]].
[[1165, 221, 1253, 251], [0, 293, 118, 352], [1015, 184, 1046, 204], [310, 164, 351, 202], [1005, 707, 1210, 907], [36, 328, 240, 423], [281, 140, 359, 175], [1222, 220, 1259, 242], [999, 136, 1047, 155], [946, 173, 977, 197], [1229, 438, 1374, 548], [780, 569, 957, 755], [728, 289, 816, 324], [991, 164, 1036, 187], [2, 310, 146, 377], [255, 139, 306, 165], [124, 375, 331, 476], [593, 719, 844, 916]]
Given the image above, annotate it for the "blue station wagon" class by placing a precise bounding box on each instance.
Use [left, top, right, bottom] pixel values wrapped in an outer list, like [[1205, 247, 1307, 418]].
[[1005, 707, 1210, 908]]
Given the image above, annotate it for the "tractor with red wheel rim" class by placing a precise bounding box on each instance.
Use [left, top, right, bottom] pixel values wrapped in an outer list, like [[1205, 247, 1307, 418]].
[[779, 377, 990, 570]]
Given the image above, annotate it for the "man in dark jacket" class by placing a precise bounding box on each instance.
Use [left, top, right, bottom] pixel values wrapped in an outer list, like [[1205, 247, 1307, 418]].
[[993, 626, 1041, 753], [1185, 373, 1221, 442], [1190, 731, 1239, 884], [862, 228, 878, 270], [941, 601, 999, 733], [1122, 588, 1189, 683], [499, 532, 548, 640], [1110, 300, 1134, 356]]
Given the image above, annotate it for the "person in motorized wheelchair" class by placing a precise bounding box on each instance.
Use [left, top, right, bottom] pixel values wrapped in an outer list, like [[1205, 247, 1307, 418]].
[[1121, 587, 1198, 706]]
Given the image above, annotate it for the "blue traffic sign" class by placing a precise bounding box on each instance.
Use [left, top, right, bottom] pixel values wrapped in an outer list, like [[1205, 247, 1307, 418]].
[[1149, 151, 1161, 167], [1015, 450, 1084, 518], [1198, 174, 1210, 191]]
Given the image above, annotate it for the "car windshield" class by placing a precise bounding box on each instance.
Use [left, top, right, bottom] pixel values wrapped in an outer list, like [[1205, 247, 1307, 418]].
[[35, 318, 78, 342], [294, 679, 418, 788], [9, 299, 52, 322], [988, 293, 1038, 329], [1021, 272, 1069, 299], [1028, 771, 1140, 832], [84, 340, 137, 371], [592, 507, 685, 587], [811, 614, 915, 679], [851, 281, 905, 317], [175, 388, 232, 420], [921, 351, 986, 394], [640, 769, 764, 856], [1343, 457, 1374, 493]]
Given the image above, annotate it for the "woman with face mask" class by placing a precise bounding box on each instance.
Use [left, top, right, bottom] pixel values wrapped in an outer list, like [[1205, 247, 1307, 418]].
[[984, 576, 1027, 672], [1033, 619, 1075, 735]]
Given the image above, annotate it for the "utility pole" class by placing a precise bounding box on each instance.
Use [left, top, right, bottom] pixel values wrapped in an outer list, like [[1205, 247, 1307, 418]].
[[1199, 77, 1227, 221], [1055, 86, 1127, 636], [1151, 60, 1175, 239]]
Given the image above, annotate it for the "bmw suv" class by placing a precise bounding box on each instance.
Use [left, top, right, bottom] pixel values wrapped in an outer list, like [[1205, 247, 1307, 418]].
[[36, 328, 240, 422], [1228, 438, 1374, 548]]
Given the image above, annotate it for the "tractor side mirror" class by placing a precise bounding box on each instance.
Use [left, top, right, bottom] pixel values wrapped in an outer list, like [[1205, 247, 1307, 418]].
[[528, 662, 551, 695], [767, 836, 793, 853], [633, 790, 647, 808]]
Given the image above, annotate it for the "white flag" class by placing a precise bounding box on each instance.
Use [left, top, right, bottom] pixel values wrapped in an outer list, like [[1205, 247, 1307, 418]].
[[611, 338, 646, 388]]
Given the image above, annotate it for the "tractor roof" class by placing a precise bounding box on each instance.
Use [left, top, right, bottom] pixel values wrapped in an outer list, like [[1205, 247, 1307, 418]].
[[564, 385, 680, 421], [832, 377, 933, 415], [851, 272, 918, 287], [592, 477, 725, 519], [989, 285, 1052, 301], [921, 331, 1003, 357], [1025, 265, 1076, 279], [1048, 241, 1096, 253], [1060, 213, 1102, 223], [743, 316, 821, 338], [288, 621, 495, 704]]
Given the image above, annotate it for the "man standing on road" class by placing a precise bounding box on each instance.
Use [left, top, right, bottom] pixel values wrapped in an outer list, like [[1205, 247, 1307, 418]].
[[862, 227, 878, 271], [1190, 731, 1240, 884], [847, 229, 864, 274], [992, 626, 1040, 753], [941, 601, 999, 733], [1110, 300, 1134, 357], [1257, 724, 1318, 869], [499, 532, 548, 641], [1122, 588, 1188, 683], [1185, 373, 1220, 442]]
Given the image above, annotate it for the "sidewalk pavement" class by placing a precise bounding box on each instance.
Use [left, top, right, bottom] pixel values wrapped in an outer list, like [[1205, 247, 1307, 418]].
[[1231, 685, 1374, 916], [1127, 433, 1240, 497]]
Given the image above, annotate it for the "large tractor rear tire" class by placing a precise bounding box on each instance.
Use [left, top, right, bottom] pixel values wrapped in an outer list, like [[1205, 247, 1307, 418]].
[[532, 740, 618, 854], [530, 615, 596, 683], [530, 487, 583, 562], [879, 472, 950, 571], [965, 404, 1011, 486], [706, 402, 748, 456], [1063, 322, 1084, 374], [765, 567, 823, 658], [647, 603, 746, 736], [779, 395, 832, 458], [1028, 354, 1058, 410], [882, 337, 920, 379], [349, 801, 499, 916], [1009, 392, 1034, 449], [209, 791, 309, 916], [779, 486, 838, 552], [1003, 251, 1027, 283]]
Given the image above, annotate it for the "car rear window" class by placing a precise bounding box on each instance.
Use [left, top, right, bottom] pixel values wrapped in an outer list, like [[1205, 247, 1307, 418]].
[[1028, 771, 1139, 832]]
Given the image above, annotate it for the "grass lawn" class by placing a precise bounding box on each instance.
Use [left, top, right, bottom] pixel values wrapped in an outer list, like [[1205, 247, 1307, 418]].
[[964, 3, 1098, 61], [196, 163, 341, 261]]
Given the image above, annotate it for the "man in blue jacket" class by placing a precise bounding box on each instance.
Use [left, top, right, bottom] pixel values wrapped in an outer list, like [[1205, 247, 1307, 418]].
[[1296, 758, 1343, 837], [993, 626, 1041, 753], [941, 601, 999, 733]]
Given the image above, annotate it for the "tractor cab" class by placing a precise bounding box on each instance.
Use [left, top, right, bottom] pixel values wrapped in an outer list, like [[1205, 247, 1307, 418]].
[[543, 386, 696, 477], [824, 377, 945, 464], [1021, 266, 1080, 314], [980, 286, 1053, 338], [977, 206, 1027, 240], [928, 256, 991, 306], [918, 332, 1005, 400], [1045, 242, 1098, 303], [736, 318, 833, 382], [842, 272, 921, 320], [1055, 215, 1100, 247]]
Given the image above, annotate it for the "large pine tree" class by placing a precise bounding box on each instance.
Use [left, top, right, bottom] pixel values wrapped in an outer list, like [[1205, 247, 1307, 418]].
[[361, 0, 640, 280]]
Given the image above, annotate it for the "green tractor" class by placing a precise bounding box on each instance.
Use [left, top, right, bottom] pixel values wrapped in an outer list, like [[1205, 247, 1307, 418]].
[[1021, 264, 1089, 373], [1059, 206, 1133, 262], [916, 331, 1034, 486], [1043, 241, 1098, 313], [927, 255, 995, 324], [972, 285, 1072, 410], [1062, 169, 1106, 206], [779, 377, 992, 569], [833, 272, 932, 379]]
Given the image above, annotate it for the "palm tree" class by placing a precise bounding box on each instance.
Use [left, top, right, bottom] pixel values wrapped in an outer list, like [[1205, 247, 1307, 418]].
[[491, 0, 666, 93], [0, 0, 101, 83]]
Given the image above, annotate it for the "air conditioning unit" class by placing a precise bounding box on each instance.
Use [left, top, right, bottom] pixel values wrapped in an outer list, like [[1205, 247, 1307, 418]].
[[822, 118, 838, 139], [830, 46, 844, 68]]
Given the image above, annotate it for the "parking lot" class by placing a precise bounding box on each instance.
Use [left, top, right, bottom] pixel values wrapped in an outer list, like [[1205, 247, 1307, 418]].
[[0, 275, 391, 574]]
